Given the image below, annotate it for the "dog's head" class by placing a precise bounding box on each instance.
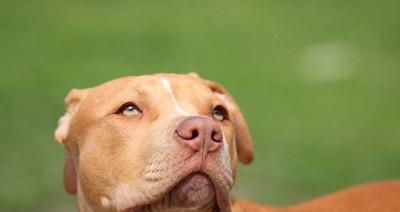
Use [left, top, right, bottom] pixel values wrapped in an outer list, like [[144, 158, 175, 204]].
[[55, 73, 253, 212]]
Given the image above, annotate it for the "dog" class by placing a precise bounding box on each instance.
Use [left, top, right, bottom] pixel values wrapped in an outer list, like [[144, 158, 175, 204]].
[[55, 73, 400, 212]]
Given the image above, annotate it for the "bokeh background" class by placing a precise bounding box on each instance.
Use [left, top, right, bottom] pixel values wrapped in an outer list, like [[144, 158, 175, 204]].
[[1, 0, 400, 211]]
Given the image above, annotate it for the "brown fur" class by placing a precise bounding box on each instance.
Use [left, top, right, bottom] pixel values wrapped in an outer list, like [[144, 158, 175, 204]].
[[233, 180, 400, 212]]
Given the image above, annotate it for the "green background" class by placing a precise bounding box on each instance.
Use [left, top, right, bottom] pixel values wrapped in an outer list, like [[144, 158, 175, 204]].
[[1, 0, 399, 211]]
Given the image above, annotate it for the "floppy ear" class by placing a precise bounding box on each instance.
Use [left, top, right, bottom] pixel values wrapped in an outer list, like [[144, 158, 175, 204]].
[[54, 88, 90, 194], [203, 80, 254, 164]]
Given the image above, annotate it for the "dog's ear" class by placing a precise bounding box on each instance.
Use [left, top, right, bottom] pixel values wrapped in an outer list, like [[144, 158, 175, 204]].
[[55, 88, 90, 145], [203, 80, 254, 164], [55, 88, 90, 194], [63, 151, 77, 194]]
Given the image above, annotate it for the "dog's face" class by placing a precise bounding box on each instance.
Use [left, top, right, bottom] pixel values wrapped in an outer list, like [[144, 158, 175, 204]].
[[55, 74, 253, 212]]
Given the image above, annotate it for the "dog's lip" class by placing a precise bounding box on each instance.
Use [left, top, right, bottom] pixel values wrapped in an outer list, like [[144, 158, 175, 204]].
[[204, 169, 232, 212], [123, 171, 230, 212]]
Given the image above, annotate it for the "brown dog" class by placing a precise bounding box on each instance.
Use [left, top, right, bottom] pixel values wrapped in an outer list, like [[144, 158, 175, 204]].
[[55, 73, 400, 212]]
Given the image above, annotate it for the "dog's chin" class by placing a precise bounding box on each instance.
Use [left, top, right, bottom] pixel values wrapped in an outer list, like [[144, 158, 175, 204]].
[[170, 172, 216, 207], [125, 172, 217, 212]]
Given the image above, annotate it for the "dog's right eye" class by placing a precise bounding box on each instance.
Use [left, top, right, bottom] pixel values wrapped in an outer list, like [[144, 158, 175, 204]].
[[117, 102, 142, 116]]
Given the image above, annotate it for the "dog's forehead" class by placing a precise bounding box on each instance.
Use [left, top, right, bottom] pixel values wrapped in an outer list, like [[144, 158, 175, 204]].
[[91, 74, 211, 98]]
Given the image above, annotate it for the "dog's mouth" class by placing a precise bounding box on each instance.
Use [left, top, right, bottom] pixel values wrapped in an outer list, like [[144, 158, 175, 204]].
[[125, 172, 222, 212]]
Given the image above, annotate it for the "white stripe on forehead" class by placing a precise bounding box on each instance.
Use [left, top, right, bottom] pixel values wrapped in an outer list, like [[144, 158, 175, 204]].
[[161, 77, 190, 115]]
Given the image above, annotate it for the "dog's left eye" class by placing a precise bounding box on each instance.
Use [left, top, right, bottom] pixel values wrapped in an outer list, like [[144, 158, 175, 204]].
[[212, 105, 228, 122], [117, 102, 142, 116]]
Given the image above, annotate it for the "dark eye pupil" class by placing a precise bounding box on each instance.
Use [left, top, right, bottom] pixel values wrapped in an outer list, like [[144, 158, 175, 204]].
[[126, 106, 135, 111], [214, 109, 222, 115]]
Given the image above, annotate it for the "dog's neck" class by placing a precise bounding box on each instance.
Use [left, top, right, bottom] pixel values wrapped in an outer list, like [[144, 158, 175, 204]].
[[77, 199, 220, 212], [136, 200, 219, 212]]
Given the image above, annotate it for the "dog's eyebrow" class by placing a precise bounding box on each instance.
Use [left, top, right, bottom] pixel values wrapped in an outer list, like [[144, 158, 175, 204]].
[[160, 77, 190, 115]]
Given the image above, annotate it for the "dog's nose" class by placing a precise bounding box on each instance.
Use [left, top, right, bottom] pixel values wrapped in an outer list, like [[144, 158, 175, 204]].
[[175, 117, 223, 152]]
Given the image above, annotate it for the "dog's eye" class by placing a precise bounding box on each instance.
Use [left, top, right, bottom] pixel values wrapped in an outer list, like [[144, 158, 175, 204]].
[[117, 102, 141, 116], [212, 105, 228, 122]]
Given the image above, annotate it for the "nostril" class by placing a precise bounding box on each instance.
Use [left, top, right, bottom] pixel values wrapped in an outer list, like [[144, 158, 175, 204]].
[[191, 129, 199, 139], [176, 129, 200, 140], [211, 130, 222, 143]]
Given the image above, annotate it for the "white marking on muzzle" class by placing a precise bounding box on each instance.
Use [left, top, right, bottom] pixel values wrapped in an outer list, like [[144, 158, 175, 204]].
[[161, 77, 190, 115], [220, 131, 232, 174]]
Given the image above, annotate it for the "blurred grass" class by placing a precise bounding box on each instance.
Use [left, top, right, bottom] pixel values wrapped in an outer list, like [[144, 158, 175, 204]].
[[1, 0, 400, 211]]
